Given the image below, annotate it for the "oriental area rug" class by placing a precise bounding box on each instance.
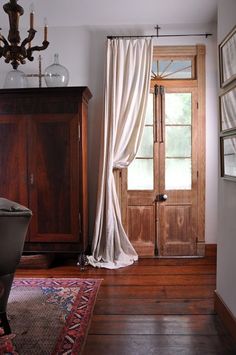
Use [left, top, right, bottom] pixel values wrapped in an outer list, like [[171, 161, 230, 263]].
[[0, 278, 101, 355]]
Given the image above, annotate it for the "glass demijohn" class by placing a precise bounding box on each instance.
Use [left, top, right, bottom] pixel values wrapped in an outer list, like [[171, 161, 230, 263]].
[[4, 69, 28, 88], [44, 53, 69, 87]]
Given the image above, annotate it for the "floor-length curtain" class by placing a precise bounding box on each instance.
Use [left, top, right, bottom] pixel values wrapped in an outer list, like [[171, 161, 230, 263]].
[[88, 38, 153, 269]]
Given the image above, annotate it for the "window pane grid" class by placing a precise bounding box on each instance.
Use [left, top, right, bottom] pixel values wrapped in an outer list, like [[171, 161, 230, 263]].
[[165, 156, 191, 159], [165, 124, 192, 127], [134, 157, 153, 160], [164, 93, 192, 190], [128, 93, 154, 190]]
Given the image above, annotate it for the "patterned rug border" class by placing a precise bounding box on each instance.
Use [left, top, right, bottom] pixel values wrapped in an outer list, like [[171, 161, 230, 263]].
[[13, 278, 102, 288], [11, 277, 102, 355]]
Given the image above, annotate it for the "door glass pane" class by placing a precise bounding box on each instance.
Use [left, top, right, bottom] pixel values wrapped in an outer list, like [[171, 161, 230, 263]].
[[166, 126, 191, 157], [137, 127, 153, 157], [165, 158, 191, 190], [128, 159, 153, 190], [165, 93, 191, 124], [128, 93, 154, 190]]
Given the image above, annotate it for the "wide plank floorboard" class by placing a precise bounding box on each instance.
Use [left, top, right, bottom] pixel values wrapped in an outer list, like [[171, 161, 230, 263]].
[[94, 298, 215, 315], [89, 315, 226, 335], [98, 285, 215, 299], [16, 254, 236, 354], [83, 334, 236, 355]]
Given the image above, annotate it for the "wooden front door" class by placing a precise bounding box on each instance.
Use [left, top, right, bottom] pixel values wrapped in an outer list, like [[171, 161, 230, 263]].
[[123, 82, 200, 257], [119, 45, 205, 257]]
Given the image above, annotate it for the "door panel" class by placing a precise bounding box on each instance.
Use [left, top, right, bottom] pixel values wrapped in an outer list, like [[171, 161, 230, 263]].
[[128, 205, 155, 256], [159, 204, 196, 256]]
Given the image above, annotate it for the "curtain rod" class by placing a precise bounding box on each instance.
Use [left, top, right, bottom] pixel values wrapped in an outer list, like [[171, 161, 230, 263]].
[[107, 25, 212, 40], [107, 33, 212, 40]]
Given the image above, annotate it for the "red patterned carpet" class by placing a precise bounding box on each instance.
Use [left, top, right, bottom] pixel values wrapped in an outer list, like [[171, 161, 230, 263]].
[[0, 278, 101, 355]]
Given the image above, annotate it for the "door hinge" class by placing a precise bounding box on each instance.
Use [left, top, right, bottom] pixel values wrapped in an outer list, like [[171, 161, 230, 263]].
[[197, 102, 199, 109], [197, 170, 199, 178]]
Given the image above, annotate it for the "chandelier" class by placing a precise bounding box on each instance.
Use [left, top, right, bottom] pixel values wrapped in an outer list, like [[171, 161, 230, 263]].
[[0, 0, 49, 69]]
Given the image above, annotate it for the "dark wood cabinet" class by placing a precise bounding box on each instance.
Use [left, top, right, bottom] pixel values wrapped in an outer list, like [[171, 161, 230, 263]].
[[0, 86, 92, 253]]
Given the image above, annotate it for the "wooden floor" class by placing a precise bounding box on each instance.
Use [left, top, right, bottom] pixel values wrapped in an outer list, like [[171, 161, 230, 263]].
[[16, 248, 236, 355]]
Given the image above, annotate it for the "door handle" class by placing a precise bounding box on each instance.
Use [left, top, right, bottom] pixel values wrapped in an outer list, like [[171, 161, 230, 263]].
[[154, 194, 168, 202]]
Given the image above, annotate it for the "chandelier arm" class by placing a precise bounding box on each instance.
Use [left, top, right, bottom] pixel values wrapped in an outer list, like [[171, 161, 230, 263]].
[[2, 44, 12, 59], [21, 29, 37, 47], [27, 40, 49, 58], [0, 35, 9, 47]]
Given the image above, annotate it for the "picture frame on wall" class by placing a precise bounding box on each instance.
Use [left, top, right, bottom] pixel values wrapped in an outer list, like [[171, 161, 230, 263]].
[[220, 134, 236, 180], [220, 83, 236, 132], [219, 25, 236, 88]]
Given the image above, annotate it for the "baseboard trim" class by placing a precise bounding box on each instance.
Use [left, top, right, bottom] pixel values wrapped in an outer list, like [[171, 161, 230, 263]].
[[214, 291, 236, 341], [18, 254, 55, 269], [205, 244, 217, 257]]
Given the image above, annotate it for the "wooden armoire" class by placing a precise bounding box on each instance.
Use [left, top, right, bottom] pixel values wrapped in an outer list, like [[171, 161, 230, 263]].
[[0, 86, 92, 254]]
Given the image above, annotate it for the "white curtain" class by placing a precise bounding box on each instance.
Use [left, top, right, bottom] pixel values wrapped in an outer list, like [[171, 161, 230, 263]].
[[88, 38, 153, 269]]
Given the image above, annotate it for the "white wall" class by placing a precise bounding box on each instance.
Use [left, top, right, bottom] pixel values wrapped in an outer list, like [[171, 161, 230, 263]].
[[216, 0, 236, 317], [0, 26, 90, 87], [0, 22, 218, 245]]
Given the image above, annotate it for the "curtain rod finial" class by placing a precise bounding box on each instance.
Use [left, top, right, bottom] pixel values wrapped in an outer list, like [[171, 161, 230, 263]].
[[154, 25, 161, 37]]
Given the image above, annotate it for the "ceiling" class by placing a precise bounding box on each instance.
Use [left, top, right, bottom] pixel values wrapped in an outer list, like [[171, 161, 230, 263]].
[[0, 0, 218, 28]]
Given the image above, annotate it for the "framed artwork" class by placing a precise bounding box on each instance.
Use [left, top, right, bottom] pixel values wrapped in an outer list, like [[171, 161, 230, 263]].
[[219, 25, 236, 88], [220, 135, 236, 179], [220, 83, 236, 132]]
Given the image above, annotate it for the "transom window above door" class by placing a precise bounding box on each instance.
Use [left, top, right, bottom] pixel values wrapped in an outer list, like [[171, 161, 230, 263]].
[[152, 59, 194, 79]]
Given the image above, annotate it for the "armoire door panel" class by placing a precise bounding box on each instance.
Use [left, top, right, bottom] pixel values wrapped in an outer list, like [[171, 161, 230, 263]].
[[28, 114, 79, 243], [0, 117, 27, 205]]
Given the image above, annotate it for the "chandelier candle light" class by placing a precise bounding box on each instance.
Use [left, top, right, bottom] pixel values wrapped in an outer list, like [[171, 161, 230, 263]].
[[0, 0, 49, 69]]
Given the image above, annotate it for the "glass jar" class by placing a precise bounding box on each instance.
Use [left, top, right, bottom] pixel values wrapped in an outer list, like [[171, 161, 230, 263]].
[[4, 69, 28, 89], [44, 53, 69, 87]]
